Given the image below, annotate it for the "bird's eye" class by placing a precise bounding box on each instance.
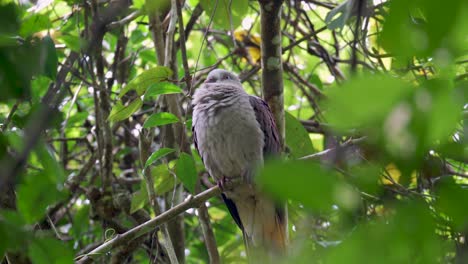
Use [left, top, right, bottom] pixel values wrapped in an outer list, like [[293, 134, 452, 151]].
[[223, 75, 230, 80]]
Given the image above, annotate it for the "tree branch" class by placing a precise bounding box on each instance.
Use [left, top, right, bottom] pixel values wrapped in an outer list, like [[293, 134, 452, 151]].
[[75, 185, 222, 264], [258, 0, 285, 147]]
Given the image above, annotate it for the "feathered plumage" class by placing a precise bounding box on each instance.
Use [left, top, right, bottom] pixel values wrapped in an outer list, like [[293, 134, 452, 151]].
[[192, 69, 287, 260]]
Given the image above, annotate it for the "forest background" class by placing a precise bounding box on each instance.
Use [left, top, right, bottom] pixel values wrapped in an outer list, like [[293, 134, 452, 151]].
[[0, 0, 467, 263]]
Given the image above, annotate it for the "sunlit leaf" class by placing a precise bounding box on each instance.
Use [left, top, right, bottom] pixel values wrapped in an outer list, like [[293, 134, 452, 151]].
[[143, 112, 179, 128], [130, 189, 148, 214], [153, 164, 178, 195], [108, 97, 143, 122], [119, 66, 173, 98], [20, 13, 51, 37], [144, 147, 175, 168]]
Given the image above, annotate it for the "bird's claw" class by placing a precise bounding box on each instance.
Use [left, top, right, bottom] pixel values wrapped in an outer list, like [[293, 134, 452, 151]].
[[217, 176, 230, 192]]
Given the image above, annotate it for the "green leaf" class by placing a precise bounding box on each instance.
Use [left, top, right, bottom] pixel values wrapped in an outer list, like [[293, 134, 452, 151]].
[[34, 142, 65, 184], [131, 164, 177, 213], [258, 160, 358, 211], [199, 0, 248, 29], [143, 112, 179, 128], [66, 112, 89, 127], [28, 237, 73, 264], [325, 74, 410, 131], [0, 210, 28, 256], [41, 35, 57, 79], [435, 178, 468, 231], [176, 153, 197, 193], [59, 34, 83, 52], [285, 111, 315, 158], [144, 82, 182, 99], [70, 205, 90, 239], [20, 13, 51, 37], [119, 66, 173, 98], [108, 97, 143, 122], [144, 147, 175, 168], [153, 164, 177, 195], [17, 172, 66, 224], [130, 189, 148, 214]]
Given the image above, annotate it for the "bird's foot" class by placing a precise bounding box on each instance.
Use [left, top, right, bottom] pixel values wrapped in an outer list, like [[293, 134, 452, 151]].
[[217, 176, 231, 192]]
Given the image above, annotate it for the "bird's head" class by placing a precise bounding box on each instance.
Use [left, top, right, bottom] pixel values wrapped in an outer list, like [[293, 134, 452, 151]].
[[204, 69, 241, 85]]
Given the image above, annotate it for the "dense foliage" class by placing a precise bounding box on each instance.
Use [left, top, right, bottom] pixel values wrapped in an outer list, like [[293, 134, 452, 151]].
[[0, 0, 466, 263]]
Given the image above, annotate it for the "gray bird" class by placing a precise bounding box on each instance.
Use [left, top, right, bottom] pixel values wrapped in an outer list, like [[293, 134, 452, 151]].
[[192, 69, 287, 258]]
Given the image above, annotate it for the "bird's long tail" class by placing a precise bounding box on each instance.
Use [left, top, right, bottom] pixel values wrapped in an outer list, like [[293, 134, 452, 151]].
[[236, 193, 288, 262]]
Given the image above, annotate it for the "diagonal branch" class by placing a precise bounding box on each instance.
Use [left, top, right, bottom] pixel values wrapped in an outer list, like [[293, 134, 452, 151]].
[[75, 185, 222, 264]]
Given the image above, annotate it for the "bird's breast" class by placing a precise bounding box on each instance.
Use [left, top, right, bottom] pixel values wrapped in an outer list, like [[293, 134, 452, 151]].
[[194, 97, 264, 182]]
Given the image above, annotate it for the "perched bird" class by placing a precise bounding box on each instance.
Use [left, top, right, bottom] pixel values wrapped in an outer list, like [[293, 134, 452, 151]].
[[192, 69, 287, 259]]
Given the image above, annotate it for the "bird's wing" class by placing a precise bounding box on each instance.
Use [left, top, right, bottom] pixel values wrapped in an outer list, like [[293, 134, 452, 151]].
[[248, 96, 281, 156], [248, 95, 287, 255]]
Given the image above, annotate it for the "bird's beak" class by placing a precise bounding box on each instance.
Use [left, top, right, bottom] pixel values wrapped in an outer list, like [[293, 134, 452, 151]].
[[204, 78, 215, 84]]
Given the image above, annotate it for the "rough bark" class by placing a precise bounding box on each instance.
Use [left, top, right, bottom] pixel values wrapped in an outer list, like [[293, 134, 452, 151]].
[[258, 0, 285, 147]]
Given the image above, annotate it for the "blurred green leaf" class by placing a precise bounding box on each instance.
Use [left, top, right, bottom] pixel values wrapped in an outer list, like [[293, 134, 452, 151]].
[[258, 160, 358, 211], [41, 35, 57, 79], [144, 147, 175, 169], [325, 1, 353, 30], [322, 202, 448, 264], [143, 112, 179, 128], [0, 210, 28, 256], [58, 35, 83, 52], [199, 0, 248, 29], [424, 79, 462, 143], [145, 0, 170, 14], [17, 172, 66, 224], [325, 74, 410, 131], [20, 13, 51, 37], [435, 178, 468, 231], [176, 153, 197, 193], [34, 142, 65, 184], [71, 204, 90, 239], [144, 82, 182, 99], [0, 3, 19, 36], [28, 237, 73, 264], [108, 98, 143, 122], [119, 66, 173, 98], [380, 0, 466, 58], [65, 112, 88, 127], [285, 111, 315, 158]]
